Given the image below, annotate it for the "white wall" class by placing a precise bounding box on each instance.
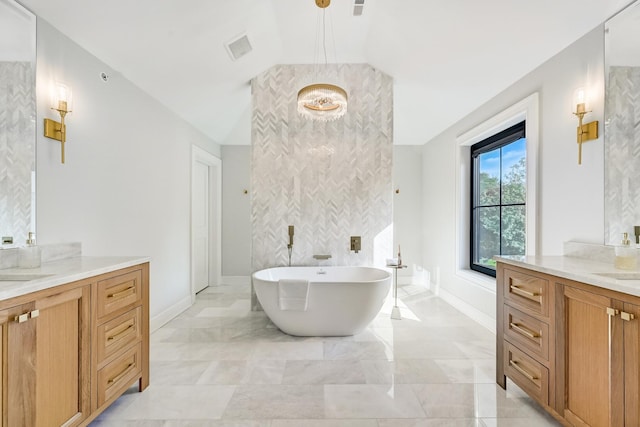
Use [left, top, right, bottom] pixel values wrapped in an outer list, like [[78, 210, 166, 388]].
[[423, 26, 606, 321], [221, 145, 251, 276], [35, 19, 221, 329], [393, 146, 423, 282]]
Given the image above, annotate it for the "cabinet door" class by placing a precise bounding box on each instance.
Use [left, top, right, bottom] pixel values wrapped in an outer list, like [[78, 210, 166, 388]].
[[562, 285, 623, 427], [34, 286, 91, 427], [623, 302, 640, 427], [1, 302, 37, 426]]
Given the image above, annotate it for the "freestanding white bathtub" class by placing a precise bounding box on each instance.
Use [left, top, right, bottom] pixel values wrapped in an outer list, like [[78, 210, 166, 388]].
[[252, 266, 391, 336]]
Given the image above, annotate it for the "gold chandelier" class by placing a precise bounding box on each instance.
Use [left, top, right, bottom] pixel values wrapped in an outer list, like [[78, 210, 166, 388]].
[[297, 0, 348, 122]]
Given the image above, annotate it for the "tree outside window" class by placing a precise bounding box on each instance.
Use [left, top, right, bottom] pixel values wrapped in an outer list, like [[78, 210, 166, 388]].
[[471, 122, 526, 277]]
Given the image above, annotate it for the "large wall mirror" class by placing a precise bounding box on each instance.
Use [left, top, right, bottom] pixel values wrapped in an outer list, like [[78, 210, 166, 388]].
[[604, 0, 640, 245], [0, 0, 36, 246]]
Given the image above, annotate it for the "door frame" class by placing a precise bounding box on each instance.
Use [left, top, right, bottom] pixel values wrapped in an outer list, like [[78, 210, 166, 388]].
[[191, 145, 222, 302]]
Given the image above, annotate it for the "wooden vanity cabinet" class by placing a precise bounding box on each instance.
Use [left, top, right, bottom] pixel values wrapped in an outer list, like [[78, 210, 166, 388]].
[[496, 264, 555, 409], [92, 266, 149, 414], [558, 282, 640, 427], [0, 283, 91, 427], [498, 261, 640, 426], [0, 261, 149, 427]]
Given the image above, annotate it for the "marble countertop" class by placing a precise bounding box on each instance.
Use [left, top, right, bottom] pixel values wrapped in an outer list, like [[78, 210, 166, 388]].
[[496, 255, 640, 298], [0, 256, 150, 301]]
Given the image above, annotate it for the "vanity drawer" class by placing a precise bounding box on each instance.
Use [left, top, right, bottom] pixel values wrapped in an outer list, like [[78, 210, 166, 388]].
[[504, 341, 549, 406], [97, 269, 142, 321], [97, 307, 142, 365], [97, 342, 142, 407], [504, 305, 549, 362], [503, 268, 549, 318]]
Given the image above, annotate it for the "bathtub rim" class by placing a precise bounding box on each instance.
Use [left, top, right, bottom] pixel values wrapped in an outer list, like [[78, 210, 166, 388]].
[[251, 265, 391, 284]]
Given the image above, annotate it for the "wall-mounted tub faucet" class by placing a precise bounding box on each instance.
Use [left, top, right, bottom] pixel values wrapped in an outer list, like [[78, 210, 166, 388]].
[[287, 225, 294, 266], [350, 236, 361, 253]]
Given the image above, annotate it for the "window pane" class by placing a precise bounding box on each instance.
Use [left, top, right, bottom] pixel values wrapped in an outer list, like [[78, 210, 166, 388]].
[[501, 138, 526, 204], [501, 205, 526, 256], [474, 206, 500, 269], [478, 151, 500, 206]]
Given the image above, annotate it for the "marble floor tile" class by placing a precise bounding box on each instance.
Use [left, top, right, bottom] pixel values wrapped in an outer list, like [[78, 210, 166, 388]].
[[161, 328, 227, 343], [251, 341, 324, 360], [91, 283, 561, 426], [474, 383, 545, 418], [150, 360, 212, 385], [378, 420, 482, 427], [480, 416, 561, 427], [115, 385, 236, 420], [412, 383, 477, 418], [453, 340, 496, 359], [432, 359, 496, 384], [323, 341, 394, 360], [223, 385, 325, 419], [282, 360, 367, 384], [177, 342, 256, 361], [272, 420, 377, 427], [197, 359, 286, 385], [359, 359, 451, 384], [393, 340, 469, 360], [197, 300, 252, 318], [324, 384, 426, 418]]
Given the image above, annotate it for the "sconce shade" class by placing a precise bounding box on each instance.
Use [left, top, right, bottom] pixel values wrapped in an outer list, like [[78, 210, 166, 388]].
[[51, 82, 72, 114], [573, 87, 588, 114]]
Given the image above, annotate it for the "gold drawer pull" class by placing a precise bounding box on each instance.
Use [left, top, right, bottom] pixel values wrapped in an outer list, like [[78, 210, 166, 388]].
[[509, 360, 538, 381], [621, 311, 636, 322], [510, 285, 541, 299], [30, 309, 39, 319], [108, 363, 134, 385], [509, 322, 540, 339], [107, 323, 135, 342], [606, 307, 620, 317], [14, 313, 29, 323], [107, 286, 135, 300]]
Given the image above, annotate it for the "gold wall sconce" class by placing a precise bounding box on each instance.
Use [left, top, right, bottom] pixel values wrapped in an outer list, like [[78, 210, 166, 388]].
[[44, 82, 72, 163], [572, 87, 598, 165]]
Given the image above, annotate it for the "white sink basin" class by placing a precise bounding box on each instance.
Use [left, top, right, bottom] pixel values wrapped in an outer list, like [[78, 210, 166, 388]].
[[594, 272, 640, 280]]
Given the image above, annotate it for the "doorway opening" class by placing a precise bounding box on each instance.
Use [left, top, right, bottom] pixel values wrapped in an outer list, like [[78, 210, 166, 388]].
[[191, 146, 222, 301]]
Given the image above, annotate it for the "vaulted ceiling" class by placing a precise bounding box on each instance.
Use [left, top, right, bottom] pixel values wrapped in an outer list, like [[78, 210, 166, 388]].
[[20, 0, 631, 145]]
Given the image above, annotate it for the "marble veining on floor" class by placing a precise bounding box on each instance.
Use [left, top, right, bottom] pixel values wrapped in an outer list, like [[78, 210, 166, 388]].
[[90, 282, 560, 426]]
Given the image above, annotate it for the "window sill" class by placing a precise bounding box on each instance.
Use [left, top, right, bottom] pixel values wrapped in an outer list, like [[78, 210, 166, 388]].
[[455, 268, 496, 292]]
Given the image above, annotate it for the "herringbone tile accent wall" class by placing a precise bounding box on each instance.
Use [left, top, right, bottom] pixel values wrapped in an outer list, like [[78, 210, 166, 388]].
[[0, 62, 35, 246], [605, 66, 640, 244], [251, 64, 393, 274]]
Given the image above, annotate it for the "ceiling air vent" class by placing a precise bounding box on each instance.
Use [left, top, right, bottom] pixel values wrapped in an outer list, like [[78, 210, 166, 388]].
[[353, 0, 364, 16], [225, 34, 252, 61]]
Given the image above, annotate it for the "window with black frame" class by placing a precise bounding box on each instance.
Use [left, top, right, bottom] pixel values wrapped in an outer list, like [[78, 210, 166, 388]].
[[471, 121, 526, 277]]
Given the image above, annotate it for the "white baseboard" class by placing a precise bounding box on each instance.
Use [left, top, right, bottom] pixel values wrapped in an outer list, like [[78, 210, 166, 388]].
[[150, 295, 192, 333], [220, 275, 251, 286], [435, 286, 496, 334]]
